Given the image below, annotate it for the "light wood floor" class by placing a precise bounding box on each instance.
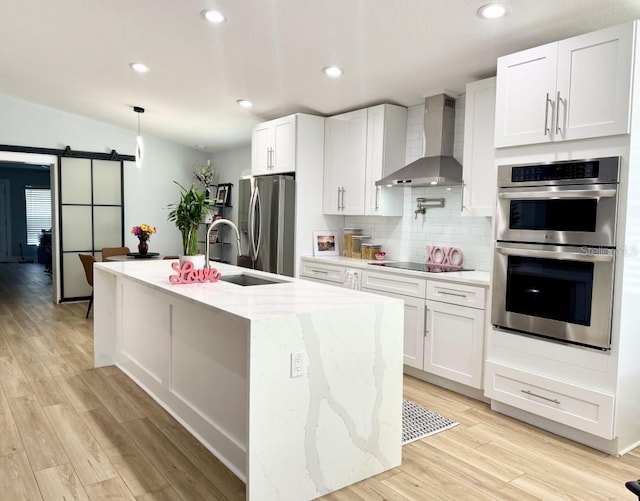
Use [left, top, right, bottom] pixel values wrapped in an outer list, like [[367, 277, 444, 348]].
[[0, 263, 639, 500]]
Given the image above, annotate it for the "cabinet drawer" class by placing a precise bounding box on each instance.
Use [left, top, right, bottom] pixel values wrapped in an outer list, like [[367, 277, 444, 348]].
[[427, 281, 486, 309], [299, 261, 345, 284], [361, 271, 426, 298], [485, 362, 614, 439]]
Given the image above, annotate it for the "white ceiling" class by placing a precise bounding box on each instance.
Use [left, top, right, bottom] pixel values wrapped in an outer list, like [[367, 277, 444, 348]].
[[1, 0, 639, 152]]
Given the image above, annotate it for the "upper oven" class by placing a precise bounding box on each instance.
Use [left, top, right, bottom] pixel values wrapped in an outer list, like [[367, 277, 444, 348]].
[[496, 157, 620, 247]]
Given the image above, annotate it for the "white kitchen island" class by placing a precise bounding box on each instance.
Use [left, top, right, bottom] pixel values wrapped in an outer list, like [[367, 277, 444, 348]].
[[92, 259, 403, 500]]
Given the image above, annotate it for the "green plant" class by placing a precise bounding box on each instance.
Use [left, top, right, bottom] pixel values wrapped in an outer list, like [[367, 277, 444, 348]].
[[167, 182, 209, 256]]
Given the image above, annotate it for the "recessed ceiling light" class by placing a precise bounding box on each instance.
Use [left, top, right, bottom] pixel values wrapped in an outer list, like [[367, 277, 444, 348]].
[[130, 62, 150, 73], [323, 66, 343, 78], [477, 3, 508, 19], [237, 99, 253, 109], [201, 9, 226, 24]]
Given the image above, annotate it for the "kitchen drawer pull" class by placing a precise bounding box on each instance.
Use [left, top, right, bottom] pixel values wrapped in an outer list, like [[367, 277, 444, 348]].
[[313, 269, 329, 275], [438, 291, 468, 299], [521, 389, 560, 404]]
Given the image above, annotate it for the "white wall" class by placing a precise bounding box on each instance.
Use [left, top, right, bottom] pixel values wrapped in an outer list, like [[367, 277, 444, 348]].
[[0, 93, 210, 256], [344, 97, 494, 271]]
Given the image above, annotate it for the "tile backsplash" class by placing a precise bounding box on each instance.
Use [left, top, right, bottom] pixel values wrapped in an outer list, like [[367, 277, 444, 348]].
[[344, 97, 494, 271]]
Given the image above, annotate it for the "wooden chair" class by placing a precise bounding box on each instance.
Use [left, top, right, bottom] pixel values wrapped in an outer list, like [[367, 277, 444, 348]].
[[101, 246, 130, 261], [78, 253, 96, 318]]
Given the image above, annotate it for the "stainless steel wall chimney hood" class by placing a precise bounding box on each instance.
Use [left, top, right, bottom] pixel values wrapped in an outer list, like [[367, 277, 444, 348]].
[[376, 94, 463, 187]]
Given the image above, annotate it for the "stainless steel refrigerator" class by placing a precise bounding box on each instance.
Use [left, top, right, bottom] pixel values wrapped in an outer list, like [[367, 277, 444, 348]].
[[238, 175, 295, 277]]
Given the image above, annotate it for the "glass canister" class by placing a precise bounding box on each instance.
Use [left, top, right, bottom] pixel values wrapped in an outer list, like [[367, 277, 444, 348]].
[[350, 235, 370, 259], [362, 243, 382, 260], [343, 228, 363, 258]]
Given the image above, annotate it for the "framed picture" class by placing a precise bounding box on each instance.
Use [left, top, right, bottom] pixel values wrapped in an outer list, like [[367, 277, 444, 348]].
[[215, 185, 228, 205], [313, 230, 339, 256]]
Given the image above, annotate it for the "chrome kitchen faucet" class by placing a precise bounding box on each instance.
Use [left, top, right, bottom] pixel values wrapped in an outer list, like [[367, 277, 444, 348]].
[[205, 219, 243, 267]]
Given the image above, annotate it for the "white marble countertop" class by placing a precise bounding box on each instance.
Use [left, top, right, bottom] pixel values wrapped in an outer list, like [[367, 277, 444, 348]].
[[94, 260, 399, 321], [300, 255, 491, 287]]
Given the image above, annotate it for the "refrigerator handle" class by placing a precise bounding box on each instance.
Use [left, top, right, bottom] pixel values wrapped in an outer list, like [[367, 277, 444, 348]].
[[254, 186, 262, 259], [248, 186, 258, 260]]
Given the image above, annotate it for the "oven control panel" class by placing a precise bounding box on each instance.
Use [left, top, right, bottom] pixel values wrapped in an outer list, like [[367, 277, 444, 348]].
[[512, 161, 599, 182], [498, 157, 620, 187]]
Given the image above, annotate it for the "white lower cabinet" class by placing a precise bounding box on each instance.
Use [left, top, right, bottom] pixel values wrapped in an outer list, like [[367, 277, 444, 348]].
[[361, 287, 425, 369], [362, 271, 487, 385], [485, 361, 614, 439], [302, 261, 489, 389], [424, 300, 485, 388], [361, 271, 427, 370], [424, 281, 486, 389]]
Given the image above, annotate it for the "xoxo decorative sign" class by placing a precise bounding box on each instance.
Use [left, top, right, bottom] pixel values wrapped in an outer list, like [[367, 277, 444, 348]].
[[169, 261, 221, 284]]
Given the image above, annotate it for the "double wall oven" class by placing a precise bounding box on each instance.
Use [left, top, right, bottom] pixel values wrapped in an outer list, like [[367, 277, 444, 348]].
[[491, 157, 620, 350]]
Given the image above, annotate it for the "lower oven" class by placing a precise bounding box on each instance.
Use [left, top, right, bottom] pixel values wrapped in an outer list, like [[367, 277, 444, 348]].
[[491, 242, 615, 350]]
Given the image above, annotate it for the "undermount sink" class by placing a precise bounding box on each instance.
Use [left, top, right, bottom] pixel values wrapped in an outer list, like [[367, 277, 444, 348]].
[[219, 273, 286, 287]]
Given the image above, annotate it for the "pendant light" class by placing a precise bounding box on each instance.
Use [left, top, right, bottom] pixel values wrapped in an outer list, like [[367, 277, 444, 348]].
[[134, 106, 145, 168]]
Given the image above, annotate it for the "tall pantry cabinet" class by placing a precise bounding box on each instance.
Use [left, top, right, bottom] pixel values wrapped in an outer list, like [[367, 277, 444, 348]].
[[487, 19, 640, 456]]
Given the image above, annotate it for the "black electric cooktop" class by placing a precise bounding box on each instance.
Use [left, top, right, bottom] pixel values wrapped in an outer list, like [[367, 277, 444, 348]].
[[368, 261, 474, 273]]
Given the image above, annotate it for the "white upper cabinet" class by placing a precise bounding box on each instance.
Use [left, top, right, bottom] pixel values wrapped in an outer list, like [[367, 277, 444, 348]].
[[364, 104, 406, 216], [462, 77, 496, 217], [323, 109, 368, 215], [251, 114, 296, 175], [557, 23, 634, 141], [495, 21, 635, 148], [323, 104, 407, 216]]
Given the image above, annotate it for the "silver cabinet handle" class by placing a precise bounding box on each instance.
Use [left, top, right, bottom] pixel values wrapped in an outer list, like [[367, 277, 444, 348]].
[[375, 186, 380, 211], [555, 91, 562, 137], [341, 187, 346, 210], [313, 269, 328, 275], [438, 291, 468, 299], [424, 306, 429, 336], [337, 187, 341, 211], [269, 148, 274, 169], [521, 389, 560, 404], [544, 93, 553, 136], [461, 183, 466, 212]]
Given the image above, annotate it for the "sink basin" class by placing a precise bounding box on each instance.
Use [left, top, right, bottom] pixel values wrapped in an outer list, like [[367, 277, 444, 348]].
[[219, 273, 286, 287]]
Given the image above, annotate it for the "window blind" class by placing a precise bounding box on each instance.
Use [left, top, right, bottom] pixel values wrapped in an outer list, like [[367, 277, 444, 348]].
[[25, 188, 52, 245]]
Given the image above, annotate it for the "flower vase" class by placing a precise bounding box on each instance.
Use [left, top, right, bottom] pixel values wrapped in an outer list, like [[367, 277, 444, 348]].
[[138, 241, 149, 255]]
